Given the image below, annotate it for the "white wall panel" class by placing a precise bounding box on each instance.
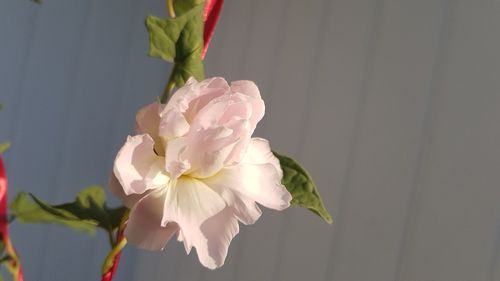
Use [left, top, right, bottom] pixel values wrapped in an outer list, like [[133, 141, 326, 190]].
[[397, 1, 500, 280], [277, 1, 378, 280], [327, 1, 448, 280], [1, 1, 499, 281]]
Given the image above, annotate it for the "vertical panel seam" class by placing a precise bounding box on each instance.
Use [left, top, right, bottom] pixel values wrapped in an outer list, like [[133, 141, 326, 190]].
[[90, 0, 144, 280], [4, 6, 41, 281], [36, 1, 93, 280], [270, 0, 334, 280], [489, 219, 500, 281], [6, 8, 40, 165], [259, 0, 291, 134], [323, 1, 384, 280], [392, 0, 456, 280]]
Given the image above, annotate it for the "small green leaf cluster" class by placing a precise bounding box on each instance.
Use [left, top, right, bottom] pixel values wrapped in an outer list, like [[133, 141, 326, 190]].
[[145, 0, 205, 102], [10, 186, 126, 237]]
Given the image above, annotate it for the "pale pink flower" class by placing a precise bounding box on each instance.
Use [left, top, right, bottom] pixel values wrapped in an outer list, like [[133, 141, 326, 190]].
[[109, 77, 291, 269]]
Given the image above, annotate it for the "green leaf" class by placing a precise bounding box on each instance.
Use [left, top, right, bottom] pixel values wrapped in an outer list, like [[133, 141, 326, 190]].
[[273, 151, 333, 224], [10, 192, 96, 234], [0, 143, 9, 154], [10, 186, 127, 234], [145, 15, 180, 62], [145, 3, 205, 88], [173, 0, 204, 16]]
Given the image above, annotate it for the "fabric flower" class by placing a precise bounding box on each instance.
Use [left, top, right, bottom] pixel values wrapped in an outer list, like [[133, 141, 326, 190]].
[[109, 77, 291, 269]]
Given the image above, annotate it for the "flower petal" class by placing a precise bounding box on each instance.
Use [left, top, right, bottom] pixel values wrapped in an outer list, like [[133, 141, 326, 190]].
[[198, 207, 239, 269], [211, 163, 291, 211], [191, 92, 252, 130], [162, 177, 226, 227], [177, 229, 192, 255], [163, 177, 227, 268], [189, 98, 230, 131], [229, 194, 262, 225], [159, 108, 190, 139], [114, 134, 168, 195], [203, 179, 262, 225], [230, 81, 265, 128], [217, 97, 253, 125], [135, 102, 160, 132], [125, 189, 179, 250], [185, 125, 242, 178], [108, 173, 144, 209], [169, 122, 246, 179], [242, 138, 282, 177], [136, 102, 166, 155], [166, 77, 229, 120], [136, 102, 161, 137], [222, 117, 253, 166], [176, 208, 240, 269], [164, 136, 191, 179], [230, 80, 261, 99]]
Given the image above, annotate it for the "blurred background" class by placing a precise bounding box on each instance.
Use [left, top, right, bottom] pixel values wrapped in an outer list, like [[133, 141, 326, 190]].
[[1, 0, 500, 280]]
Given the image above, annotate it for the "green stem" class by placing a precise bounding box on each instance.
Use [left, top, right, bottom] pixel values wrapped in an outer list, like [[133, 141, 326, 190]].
[[107, 229, 115, 248], [101, 209, 130, 274], [101, 238, 127, 274], [160, 63, 178, 104], [166, 0, 176, 18], [4, 237, 21, 280]]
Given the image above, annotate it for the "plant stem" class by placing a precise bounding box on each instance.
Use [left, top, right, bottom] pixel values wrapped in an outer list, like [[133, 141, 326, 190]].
[[107, 229, 115, 248], [4, 236, 21, 281], [160, 63, 178, 104], [166, 0, 176, 18], [101, 209, 129, 280], [101, 238, 127, 274]]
